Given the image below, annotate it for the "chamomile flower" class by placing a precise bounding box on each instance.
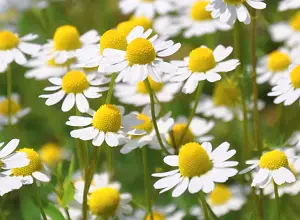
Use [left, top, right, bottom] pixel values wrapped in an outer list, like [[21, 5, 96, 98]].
[[0, 139, 29, 196], [257, 48, 293, 85], [240, 149, 296, 188], [114, 76, 181, 106], [39, 143, 70, 167], [117, 16, 153, 37], [39, 70, 108, 113], [269, 12, 300, 47], [75, 172, 133, 219], [278, 0, 300, 11], [102, 26, 181, 83], [206, 0, 266, 25], [128, 205, 185, 220], [171, 45, 239, 94], [268, 64, 300, 106], [152, 141, 238, 197], [67, 104, 141, 147], [191, 184, 246, 217], [0, 94, 30, 125], [119, 0, 175, 19], [176, 0, 232, 38], [0, 31, 40, 71], [40, 25, 99, 64], [153, 15, 182, 38], [120, 105, 174, 154]]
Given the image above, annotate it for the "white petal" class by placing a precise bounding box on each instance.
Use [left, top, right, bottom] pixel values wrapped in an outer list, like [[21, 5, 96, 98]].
[[61, 93, 75, 112], [172, 177, 189, 197], [0, 139, 19, 158], [105, 132, 119, 147], [92, 132, 105, 147], [76, 93, 89, 113], [163, 155, 179, 166], [32, 171, 50, 182], [188, 176, 203, 194]]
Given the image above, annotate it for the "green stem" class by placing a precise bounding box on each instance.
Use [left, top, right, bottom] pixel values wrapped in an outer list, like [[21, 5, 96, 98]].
[[105, 72, 117, 104], [142, 147, 153, 220], [273, 181, 281, 220], [178, 82, 204, 147], [199, 192, 210, 220], [144, 78, 170, 155], [64, 208, 72, 220], [6, 65, 12, 126], [34, 183, 47, 220]]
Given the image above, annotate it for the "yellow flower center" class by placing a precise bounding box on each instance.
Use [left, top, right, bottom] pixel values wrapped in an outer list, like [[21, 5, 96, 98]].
[[100, 30, 128, 54], [134, 114, 153, 133], [224, 0, 245, 5], [126, 38, 156, 66], [190, 1, 212, 21], [131, 16, 152, 30], [290, 65, 300, 88], [88, 187, 120, 218], [290, 11, 300, 31], [0, 31, 19, 50], [267, 51, 291, 72], [53, 25, 81, 51], [213, 82, 241, 106], [39, 143, 63, 167], [117, 17, 152, 36], [209, 184, 232, 205], [92, 104, 122, 132], [136, 77, 163, 94], [145, 211, 165, 220], [168, 123, 195, 147], [47, 58, 75, 67], [188, 47, 216, 73], [259, 150, 289, 170], [179, 142, 212, 177], [12, 148, 43, 176], [62, 70, 89, 94], [0, 99, 21, 115]]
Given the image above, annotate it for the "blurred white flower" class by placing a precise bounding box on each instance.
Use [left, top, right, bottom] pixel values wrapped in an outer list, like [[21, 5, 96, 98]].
[[278, 0, 300, 11]]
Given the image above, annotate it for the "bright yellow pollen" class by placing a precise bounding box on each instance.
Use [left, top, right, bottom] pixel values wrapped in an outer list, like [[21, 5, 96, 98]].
[[213, 82, 241, 106], [88, 187, 120, 218], [62, 70, 89, 94], [179, 142, 212, 177], [209, 184, 232, 205], [290, 11, 300, 31], [12, 148, 43, 176], [53, 25, 81, 51], [0, 31, 19, 50], [136, 77, 163, 94], [259, 150, 289, 170], [134, 114, 153, 133], [224, 0, 245, 5], [168, 123, 195, 147], [0, 99, 21, 115], [290, 65, 300, 88], [190, 1, 212, 21], [39, 143, 63, 167], [126, 38, 156, 66], [189, 47, 216, 73], [92, 104, 121, 132], [267, 51, 291, 72], [100, 30, 128, 54], [145, 211, 165, 220]]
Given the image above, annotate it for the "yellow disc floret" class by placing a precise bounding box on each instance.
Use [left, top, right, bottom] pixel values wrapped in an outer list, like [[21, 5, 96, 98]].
[[131, 17, 152, 30], [62, 70, 89, 94], [100, 30, 128, 54], [290, 65, 300, 88], [213, 82, 241, 106], [0, 31, 19, 50], [209, 184, 232, 205], [88, 187, 120, 218], [179, 142, 212, 177], [12, 148, 43, 176], [39, 143, 63, 166], [224, 0, 245, 5], [259, 150, 289, 170], [290, 11, 300, 31], [117, 17, 152, 36], [190, 1, 212, 21], [0, 99, 21, 115], [126, 38, 156, 66], [267, 51, 291, 72], [168, 123, 195, 147], [92, 104, 121, 132], [188, 47, 216, 73], [136, 76, 163, 93], [145, 211, 165, 220], [53, 25, 81, 51], [134, 114, 153, 133]]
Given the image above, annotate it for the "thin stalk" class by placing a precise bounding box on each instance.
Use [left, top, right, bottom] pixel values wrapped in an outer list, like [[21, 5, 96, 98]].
[[273, 181, 281, 220], [178, 82, 204, 146], [64, 208, 72, 220], [144, 78, 170, 155], [142, 147, 153, 220], [75, 109, 85, 173], [6, 65, 12, 126], [199, 192, 210, 220], [34, 183, 47, 220]]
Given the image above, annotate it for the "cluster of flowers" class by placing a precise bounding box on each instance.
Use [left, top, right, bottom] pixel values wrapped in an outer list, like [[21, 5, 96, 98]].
[[1, 0, 300, 219]]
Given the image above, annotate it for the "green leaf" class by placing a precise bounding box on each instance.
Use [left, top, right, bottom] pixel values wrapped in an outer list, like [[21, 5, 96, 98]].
[[61, 156, 75, 207], [20, 195, 40, 220], [44, 203, 65, 220]]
